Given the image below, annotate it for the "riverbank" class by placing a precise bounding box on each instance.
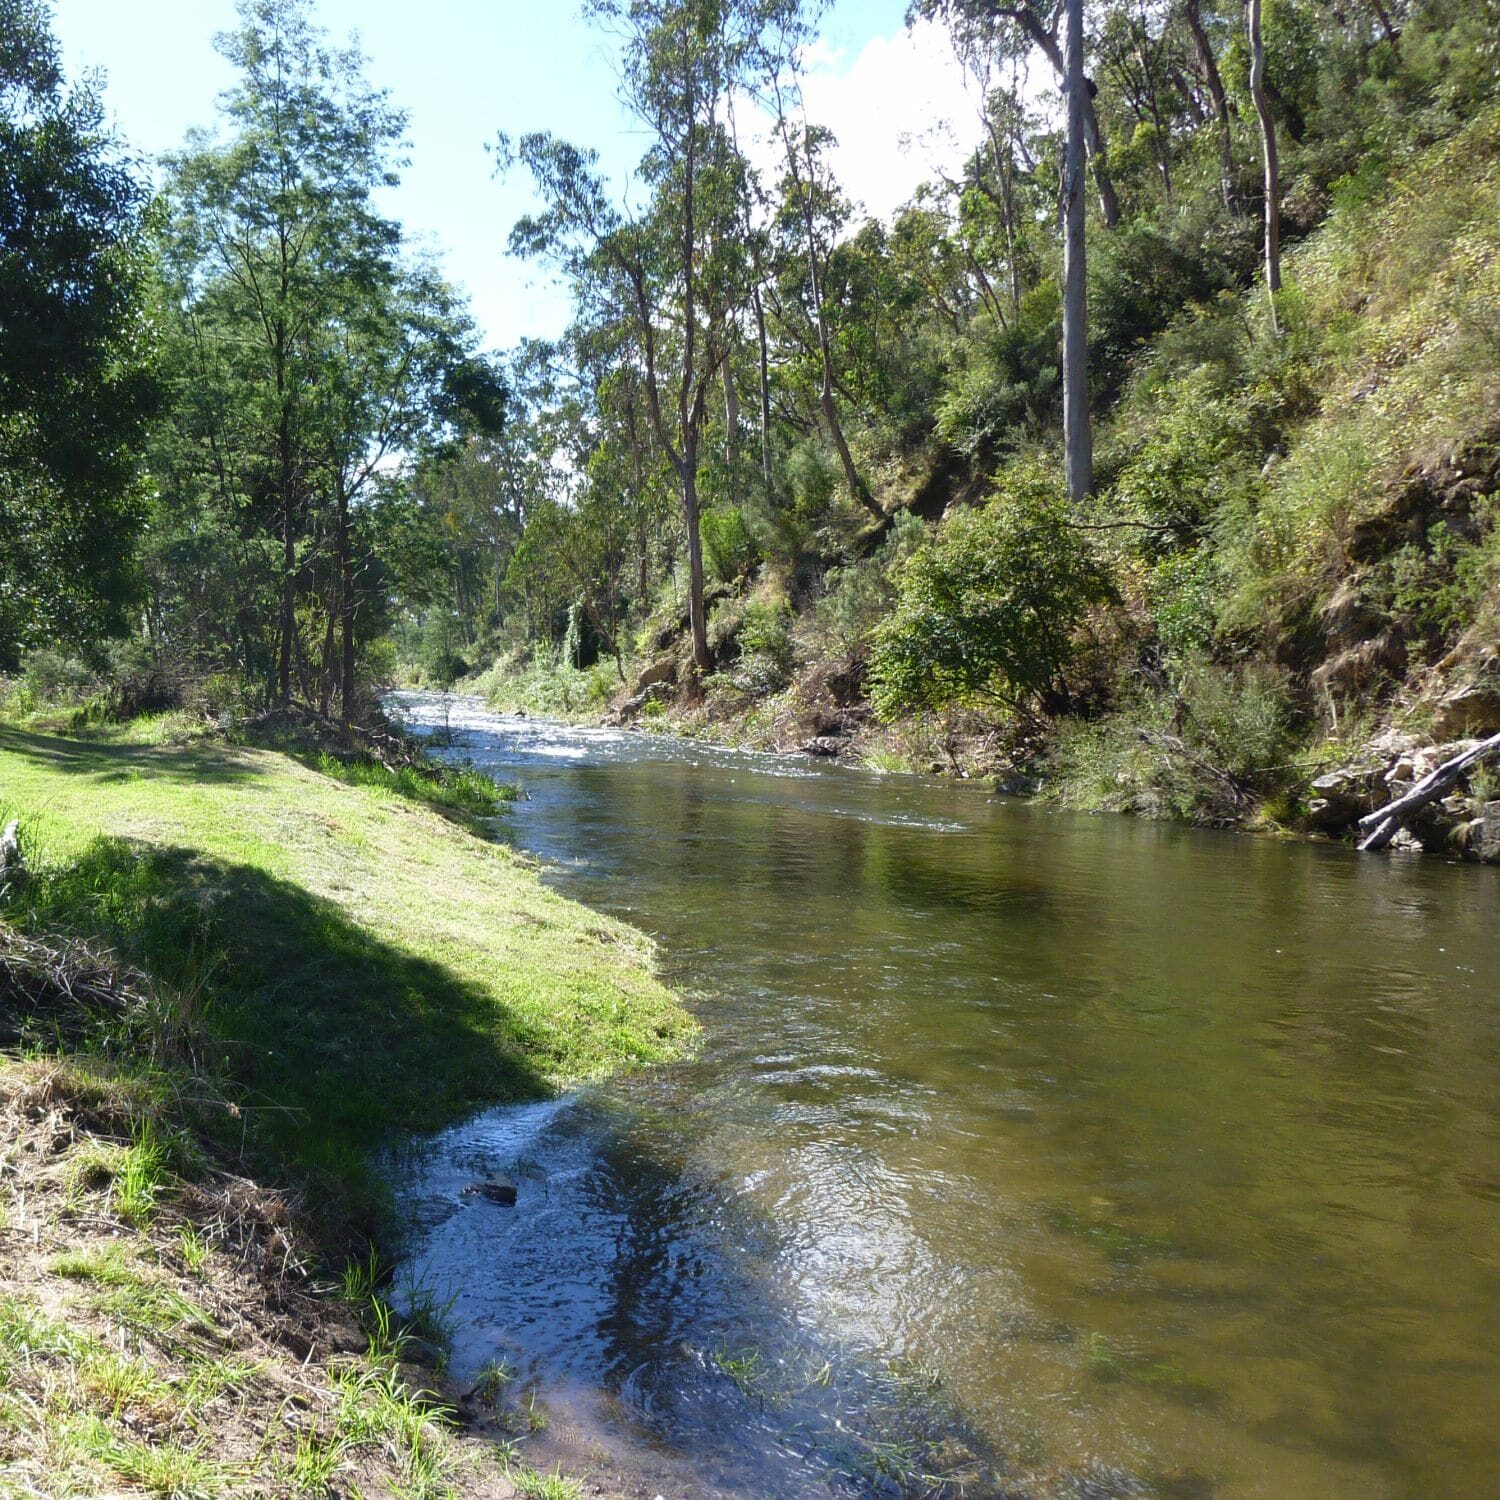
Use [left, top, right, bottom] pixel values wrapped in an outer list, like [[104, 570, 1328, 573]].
[[452, 663, 1500, 862], [0, 717, 694, 1495]]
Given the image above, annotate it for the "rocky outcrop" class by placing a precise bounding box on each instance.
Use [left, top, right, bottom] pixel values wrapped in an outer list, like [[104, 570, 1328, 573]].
[[1307, 734, 1500, 861], [1305, 764, 1389, 830]]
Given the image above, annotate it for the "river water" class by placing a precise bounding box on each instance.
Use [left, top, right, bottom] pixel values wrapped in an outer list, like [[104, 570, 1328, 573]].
[[389, 692, 1500, 1499]]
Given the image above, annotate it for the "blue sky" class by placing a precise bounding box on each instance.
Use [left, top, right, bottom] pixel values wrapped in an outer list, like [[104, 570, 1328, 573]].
[[53, 1, 976, 354]]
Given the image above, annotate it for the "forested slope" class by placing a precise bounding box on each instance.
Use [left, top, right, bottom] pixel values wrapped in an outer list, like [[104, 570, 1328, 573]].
[[434, 1, 1500, 854]]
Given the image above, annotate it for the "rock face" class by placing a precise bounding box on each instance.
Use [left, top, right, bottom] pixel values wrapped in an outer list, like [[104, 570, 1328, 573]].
[[633, 655, 679, 694], [1309, 736, 1500, 861], [1429, 682, 1500, 739], [1305, 765, 1389, 830], [1455, 802, 1500, 864]]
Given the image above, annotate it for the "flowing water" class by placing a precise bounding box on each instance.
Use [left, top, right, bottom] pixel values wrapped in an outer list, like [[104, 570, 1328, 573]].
[[390, 691, 1500, 1499]]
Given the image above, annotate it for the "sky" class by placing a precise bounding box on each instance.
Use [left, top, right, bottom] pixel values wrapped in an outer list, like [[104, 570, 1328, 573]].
[[52, 1, 985, 356]]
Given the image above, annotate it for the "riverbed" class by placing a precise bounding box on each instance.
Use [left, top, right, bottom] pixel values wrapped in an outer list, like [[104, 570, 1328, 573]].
[[390, 691, 1500, 1499]]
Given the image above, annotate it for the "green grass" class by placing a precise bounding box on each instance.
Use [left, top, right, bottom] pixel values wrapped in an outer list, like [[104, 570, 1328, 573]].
[[311, 749, 518, 818], [505, 1465, 584, 1500], [0, 725, 693, 1237]]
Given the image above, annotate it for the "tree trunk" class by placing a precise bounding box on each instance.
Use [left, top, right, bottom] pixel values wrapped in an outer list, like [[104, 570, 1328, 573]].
[[1184, 0, 1236, 212], [1016, 10, 1122, 228], [822, 386, 879, 518], [681, 449, 711, 673], [1247, 0, 1281, 323], [278, 500, 295, 707], [723, 357, 740, 466], [1357, 733, 1500, 851], [1062, 0, 1094, 504], [338, 485, 355, 726], [753, 286, 773, 490], [784, 117, 881, 519]]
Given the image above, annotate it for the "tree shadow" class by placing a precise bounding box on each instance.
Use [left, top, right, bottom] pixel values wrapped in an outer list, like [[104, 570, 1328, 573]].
[[0, 726, 261, 788], [9, 832, 554, 1237]]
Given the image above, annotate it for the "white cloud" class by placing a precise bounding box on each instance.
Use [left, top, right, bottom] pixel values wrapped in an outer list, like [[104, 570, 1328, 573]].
[[794, 18, 979, 222]]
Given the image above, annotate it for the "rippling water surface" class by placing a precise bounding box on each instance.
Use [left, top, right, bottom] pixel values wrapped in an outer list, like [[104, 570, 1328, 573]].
[[389, 692, 1500, 1499]]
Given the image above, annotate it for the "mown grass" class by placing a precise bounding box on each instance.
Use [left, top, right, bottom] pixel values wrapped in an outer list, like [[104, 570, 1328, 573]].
[[0, 722, 693, 1496], [0, 725, 693, 1240], [310, 749, 518, 819]]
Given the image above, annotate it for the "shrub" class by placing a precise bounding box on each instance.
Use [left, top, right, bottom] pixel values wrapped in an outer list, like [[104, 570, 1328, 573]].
[[700, 507, 759, 584], [805, 512, 928, 669], [732, 600, 794, 694], [870, 465, 1116, 718]]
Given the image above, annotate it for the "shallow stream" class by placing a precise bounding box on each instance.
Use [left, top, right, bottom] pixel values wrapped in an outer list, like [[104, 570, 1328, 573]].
[[390, 691, 1500, 1499]]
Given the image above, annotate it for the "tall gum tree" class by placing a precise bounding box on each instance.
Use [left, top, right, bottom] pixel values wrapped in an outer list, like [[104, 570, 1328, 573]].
[[913, 0, 1123, 227], [1061, 0, 1093, 501], [506, 0, 757, 675], [1246, 0, 1281, 326], [754, 5, 883, 518]]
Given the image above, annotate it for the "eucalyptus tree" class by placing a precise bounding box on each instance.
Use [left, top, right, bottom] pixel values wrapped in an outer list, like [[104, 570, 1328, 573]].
[[1246, 0, 1281, 322], [1060, 0, 1093, 500], [0, 0, 158, 665], [1182, 0, 1236, 209], [752, 5, 881, 517], [160, 0, 500, 715], [505, 0, 758, 674], [913, 0, 1123, 227]]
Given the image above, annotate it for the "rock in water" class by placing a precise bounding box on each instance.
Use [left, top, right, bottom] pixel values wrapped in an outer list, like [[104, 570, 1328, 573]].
[[462, 1174, 518, 1207]]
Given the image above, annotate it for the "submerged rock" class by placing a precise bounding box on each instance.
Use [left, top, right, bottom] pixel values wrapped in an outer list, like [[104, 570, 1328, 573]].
[[462, 1174, 518, 1207], [801, 736, 844, 758], [994, 772, 1039, 798]]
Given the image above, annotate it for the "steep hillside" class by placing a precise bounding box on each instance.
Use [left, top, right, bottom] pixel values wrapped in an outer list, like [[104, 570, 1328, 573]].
[[479, 107, 1500, 858]]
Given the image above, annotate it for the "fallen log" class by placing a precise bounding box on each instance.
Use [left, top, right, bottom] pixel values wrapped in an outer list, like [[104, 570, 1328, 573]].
[[1357, 730, 1500, 852]]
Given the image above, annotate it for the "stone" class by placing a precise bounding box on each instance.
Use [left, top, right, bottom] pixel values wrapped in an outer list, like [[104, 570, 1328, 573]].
[[1466, 802, 1500, 864], [994, 773, 1039, 797], [1413, 739, 1479, 780], [618, 682, 668, 719], [1429, 683, 1500, 739], [1306, 765, 1389, 830], [633, 655, 678, 695], [800, 736, 843, 758], [462, 1175, 518, 1207]]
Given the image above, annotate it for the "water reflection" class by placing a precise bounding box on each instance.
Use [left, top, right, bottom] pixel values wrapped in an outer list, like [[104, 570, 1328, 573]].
[[392, 693, 1500, 1499]]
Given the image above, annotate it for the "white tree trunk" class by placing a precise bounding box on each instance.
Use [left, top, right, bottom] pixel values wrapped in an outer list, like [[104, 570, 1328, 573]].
[[1061, 0, 1093, 504]]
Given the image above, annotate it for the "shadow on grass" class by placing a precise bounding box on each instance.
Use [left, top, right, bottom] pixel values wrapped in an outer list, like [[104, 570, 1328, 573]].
[[0, 726, 256, 788], [8, 832, 553, 1240]]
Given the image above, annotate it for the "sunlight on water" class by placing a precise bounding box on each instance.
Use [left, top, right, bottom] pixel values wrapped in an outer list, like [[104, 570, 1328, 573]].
[[391, 692, 1500, 1499]]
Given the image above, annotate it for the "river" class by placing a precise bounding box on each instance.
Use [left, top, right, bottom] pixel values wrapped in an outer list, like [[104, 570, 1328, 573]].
[[389, 691, 1500, 1499]]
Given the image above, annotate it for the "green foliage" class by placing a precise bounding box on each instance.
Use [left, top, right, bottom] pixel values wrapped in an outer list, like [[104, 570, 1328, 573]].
[[935, 283, 1061, 457], [700, 507, 759, 584], [313, 752, 517, 819], [807, 512, 928, 669], [0, 0, 158, 666], [1047, 660, 1300, 823], [471, 645, 618, 719], [732, 600, 795, 694], [871, 467, 1115, 717]]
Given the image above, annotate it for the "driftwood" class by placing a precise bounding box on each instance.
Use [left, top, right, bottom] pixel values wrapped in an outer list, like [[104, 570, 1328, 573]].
[[1357, 731, 1500, 852]]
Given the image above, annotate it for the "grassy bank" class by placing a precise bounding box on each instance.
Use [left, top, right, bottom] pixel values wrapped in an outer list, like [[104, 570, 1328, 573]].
[[0, 721, 694, 1496]]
